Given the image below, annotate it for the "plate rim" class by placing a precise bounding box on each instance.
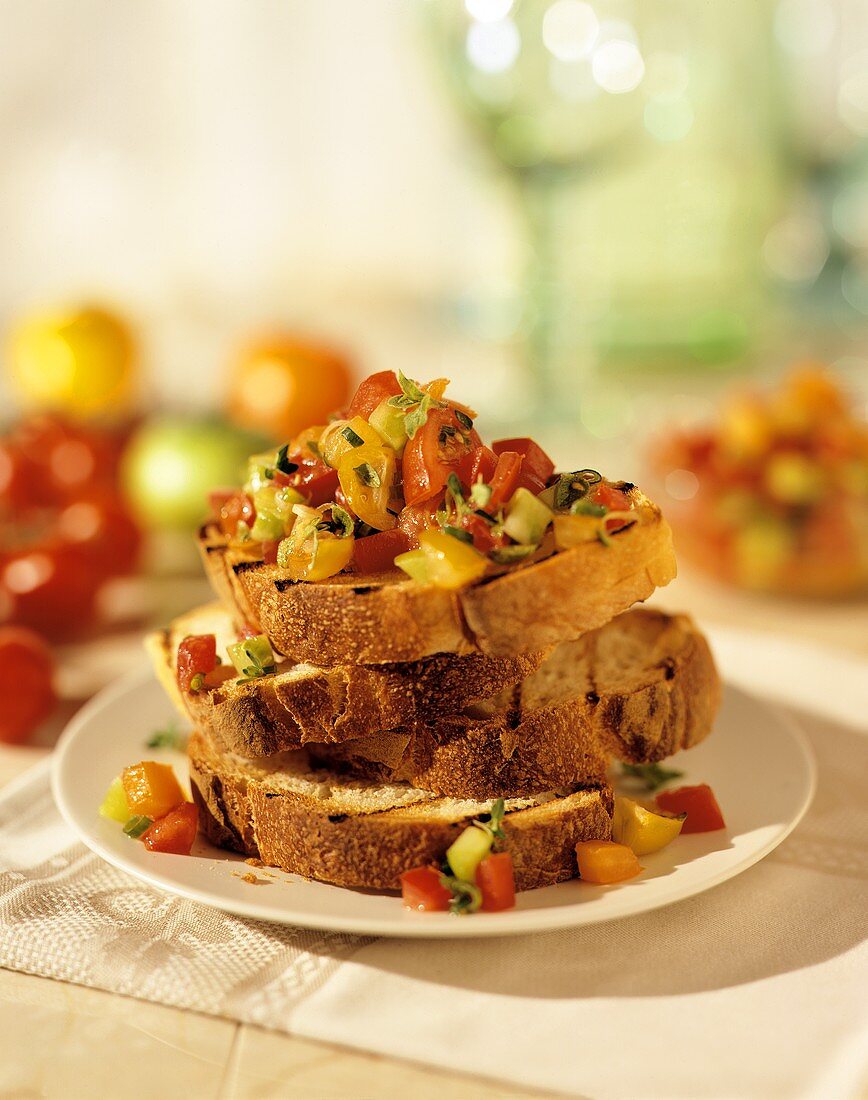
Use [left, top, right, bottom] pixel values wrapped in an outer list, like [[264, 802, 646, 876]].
[[50, 663, 817, 940]]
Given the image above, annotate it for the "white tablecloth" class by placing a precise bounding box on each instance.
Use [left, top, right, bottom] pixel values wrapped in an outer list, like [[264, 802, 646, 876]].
[[0, 632, 866, 1100]]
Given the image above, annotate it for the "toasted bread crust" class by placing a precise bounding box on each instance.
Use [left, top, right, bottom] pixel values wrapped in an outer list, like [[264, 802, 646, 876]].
[[188, 729, 614, 891], [198, 492, 676, 663]]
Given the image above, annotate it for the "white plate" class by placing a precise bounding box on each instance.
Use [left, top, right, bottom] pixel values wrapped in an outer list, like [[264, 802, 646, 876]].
[[51, 639, 815, 939]]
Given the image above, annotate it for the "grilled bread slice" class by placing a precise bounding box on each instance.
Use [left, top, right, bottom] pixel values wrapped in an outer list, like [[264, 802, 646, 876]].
[[189, 726, 613, 892], [198, 488, 676, 664]]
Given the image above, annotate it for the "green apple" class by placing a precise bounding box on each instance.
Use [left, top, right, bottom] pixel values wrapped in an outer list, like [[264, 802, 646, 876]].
[[122, 415, 266, 530]]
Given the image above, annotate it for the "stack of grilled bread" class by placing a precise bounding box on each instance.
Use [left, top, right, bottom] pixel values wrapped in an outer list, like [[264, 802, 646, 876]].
[[147, 479, 717, 893]]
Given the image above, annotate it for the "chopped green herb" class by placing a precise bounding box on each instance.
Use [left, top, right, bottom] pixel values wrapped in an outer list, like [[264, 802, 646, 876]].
[[442, 525, 473, 545], [404, 393, 432, 439], [571, 499, 607, 517], [446, 472, 464, 500], [189, 672, 205, 693], [620, 762, 684, 792], [354, 462, 381, 488], [455, 410, 474, 431], [146, 724, 188, 751], [341, 425, 365, 448], [330, 504, 355, 538], [396, 369, 426, 403], [227, 635, 276, 680], [477, 797, 506, 841], [275, 444, 298, 476], [490, 544, 536, 564], [440, 875, 483, 916], [123, 815, 152, 839]]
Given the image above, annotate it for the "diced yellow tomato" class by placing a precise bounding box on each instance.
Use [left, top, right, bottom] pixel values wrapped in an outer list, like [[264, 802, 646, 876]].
[[99, 776, 130, 824], [552, 513, 603, 549], [575, 840, 642, 884], [278, 532, 354, 581], [121, 762, 186, 821], [337, 443, 397, 531], [319, 416, 385, 469], [394, 548, 430, 583], [612, 796, 685, 855], [417, 529, 487, 589]]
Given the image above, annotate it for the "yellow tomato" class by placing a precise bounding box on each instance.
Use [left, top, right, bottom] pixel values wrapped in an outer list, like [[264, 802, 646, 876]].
[[226, 336, 352, 442], [612, 796, 685, 856], [121, 761, 186, 820], [9, 305, 135, 417], [416, 529, 487, 589], [278, 531, 354, 581], [319, 417, 385, 469], [337, 444, 397, 531]]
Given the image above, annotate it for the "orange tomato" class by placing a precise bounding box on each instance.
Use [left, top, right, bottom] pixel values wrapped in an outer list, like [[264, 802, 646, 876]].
[[575, 840, 643, 884], [226, 337, 353, 442]]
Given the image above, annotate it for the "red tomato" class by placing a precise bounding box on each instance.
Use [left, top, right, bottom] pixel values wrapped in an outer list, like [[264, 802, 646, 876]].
[[208, 489, 234, 518], [455, 445, 497, 490], [477, 852, 516, 912], [218, 492, 255, 538], [0, 626, 56, 743], [0, 442, 37, 515], [458, 513, 507, 554], [14, 416, 121, 504], [400, 865, 451, 912], [56, 493, 141, 576], [656, 785, 725, 833], [492, 438, 554, 492], [1, 543, 101, 639], [142, 802, 199, 855], [488, 451, 523, 510], [291, 464, 339, 507], [352, 529, 412, 573], [261, 539, 280, 565], [403, 408, 482, 507], [593, 482, 634, 532], [347, 370, 402, 420], [176, 634, 217, 692], [397, 500, 441, 545]]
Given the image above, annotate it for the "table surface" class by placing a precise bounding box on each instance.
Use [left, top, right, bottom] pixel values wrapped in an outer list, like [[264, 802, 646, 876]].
[[1, 567, 866, 1099]]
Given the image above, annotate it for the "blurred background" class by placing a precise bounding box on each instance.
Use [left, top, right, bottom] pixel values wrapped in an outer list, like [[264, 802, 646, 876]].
[[0, 0, 866, 747]]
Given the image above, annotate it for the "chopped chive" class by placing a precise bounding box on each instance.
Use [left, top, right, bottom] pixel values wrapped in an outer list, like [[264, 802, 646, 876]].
[[275, 445, 298, 475], [442, 525, 473, 545], [341, 425, 365, 448], [123, 815, 152, 838], [354, 462, 381, 488], [455, 410, 474, 431]]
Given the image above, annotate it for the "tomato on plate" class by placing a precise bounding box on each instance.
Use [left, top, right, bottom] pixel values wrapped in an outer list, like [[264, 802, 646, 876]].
[[176, 634, 218, 693], [477, 851, 516, 911], [403, 408, 482, 508], [656, 784, 725, 833], [400, 865, 451, 912], [0, 626, 56, 743], [575, 840, 643, 884], [347, 370, 402, 420], [352, 529, 412, 573], [493, 438, 554, 494], [142, 802, 199, 855]]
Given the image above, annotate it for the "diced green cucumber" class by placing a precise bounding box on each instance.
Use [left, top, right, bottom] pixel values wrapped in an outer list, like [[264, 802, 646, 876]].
[[446, 823, 493, 882], [99, 776, 130, 824], [502, 487, 553, 545], [394, 549, 430, 583], [368, 399, 409, 453], [244, 450, 280, 494], [227, 634, 276, 679]]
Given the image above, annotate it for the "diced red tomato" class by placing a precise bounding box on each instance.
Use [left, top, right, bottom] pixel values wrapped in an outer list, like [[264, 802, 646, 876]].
[[593, 482, 634, 532], [352, 529, 412, 573], [575, 840, 642, 884], [400, 865, 451, 912], [208, 489, 234, 519], [488, 451, 524, 510], [477, 852, 516, 912], [402, 408, 482, 508], [292, 464, 339, 507], [458, 513, 507, 554], [218, 492, 255, 538], [176, 634, 218, 692], [0, 626, 56, 743], [493, 438, 554, 493], [142, 802, 199, 855], [347, 370, 402, 420], [455, 445, 498, 490], [397, 500, 441, 545], [261, 539, 280, 565], [656, 785, 726, 834]]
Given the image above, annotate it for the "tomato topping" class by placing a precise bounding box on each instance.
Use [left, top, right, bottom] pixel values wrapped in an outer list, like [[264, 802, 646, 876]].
[[487, 451, 524, 510], [455, 445, 498, 490], [142, 802, 199, 855], [176, 634, 218, 692], [594, 483, 632, 511], [402, 408, 482, 508], [292, 464, 339, 507], [477, 851, 516, 911], [0, 626, 56, 743], [397, 500, 441, 545], [261, 539, 280, 565], [493, 438, 554, 493], [218, 492, 255, 538], [208, 490, 234, 518], [347, 370, 402, 420], [352, 529, 412, 573], [458, 513, 507, 554], [400, 865, 451, 912], [656, 784, 726, 833], [122, 761, 186, 820], [575, 840, 643, 884]]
